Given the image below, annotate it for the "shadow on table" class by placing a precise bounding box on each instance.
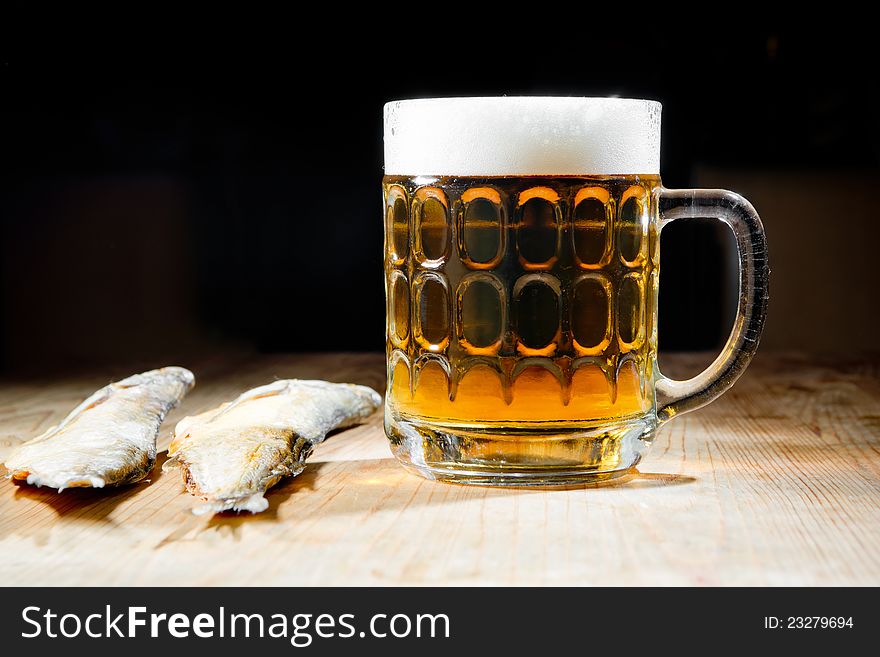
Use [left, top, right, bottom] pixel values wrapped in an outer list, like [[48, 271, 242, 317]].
[[1, 453, 697, 546], [0, 452, 174, 545], [510, 470, 698, 492], [202, 459, 698, 535]]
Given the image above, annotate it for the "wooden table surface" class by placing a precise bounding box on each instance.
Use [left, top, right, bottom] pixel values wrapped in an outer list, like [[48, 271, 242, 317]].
[[1, 352, 878, 586]]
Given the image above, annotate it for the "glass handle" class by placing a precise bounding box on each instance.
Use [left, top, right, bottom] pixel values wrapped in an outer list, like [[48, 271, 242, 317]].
[[655, 188, 770, 424]]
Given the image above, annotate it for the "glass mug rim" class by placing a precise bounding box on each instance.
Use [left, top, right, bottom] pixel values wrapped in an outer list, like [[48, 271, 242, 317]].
[[385, 95, 662, 107]]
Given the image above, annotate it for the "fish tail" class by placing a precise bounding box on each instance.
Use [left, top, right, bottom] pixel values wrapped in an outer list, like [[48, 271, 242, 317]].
[[192, 493, 269, 516]]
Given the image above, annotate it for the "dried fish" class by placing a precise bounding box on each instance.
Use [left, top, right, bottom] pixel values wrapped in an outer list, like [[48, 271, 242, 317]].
[[164, 379, 381, 514], [3, 367, 194, 490]]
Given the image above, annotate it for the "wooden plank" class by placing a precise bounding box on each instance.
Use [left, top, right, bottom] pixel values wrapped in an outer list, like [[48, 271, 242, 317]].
[[0, 352, 878, 586]]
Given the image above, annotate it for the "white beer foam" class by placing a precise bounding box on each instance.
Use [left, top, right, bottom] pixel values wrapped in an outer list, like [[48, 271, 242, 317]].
[[384, 97, 661, 176]]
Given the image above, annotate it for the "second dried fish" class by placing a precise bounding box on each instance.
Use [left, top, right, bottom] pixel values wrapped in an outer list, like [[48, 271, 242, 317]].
[[164, 379, 381, 514]]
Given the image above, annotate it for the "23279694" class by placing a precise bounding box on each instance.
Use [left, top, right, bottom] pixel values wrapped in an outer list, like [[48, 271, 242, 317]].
[[764, 617, 854, 629]]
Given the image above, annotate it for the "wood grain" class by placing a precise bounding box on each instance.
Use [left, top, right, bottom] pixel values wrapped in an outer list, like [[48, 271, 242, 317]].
[[1, 352, 878, 586]]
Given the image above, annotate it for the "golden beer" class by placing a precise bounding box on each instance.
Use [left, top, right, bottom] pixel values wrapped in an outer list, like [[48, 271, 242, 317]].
[[385, 174, 658, 421]]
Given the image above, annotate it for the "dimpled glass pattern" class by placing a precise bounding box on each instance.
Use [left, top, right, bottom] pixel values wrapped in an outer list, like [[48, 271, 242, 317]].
[[384, 176, 660, 428]]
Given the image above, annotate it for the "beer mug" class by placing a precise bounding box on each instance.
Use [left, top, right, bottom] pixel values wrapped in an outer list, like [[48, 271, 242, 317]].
[[382, 97, 768, 485]]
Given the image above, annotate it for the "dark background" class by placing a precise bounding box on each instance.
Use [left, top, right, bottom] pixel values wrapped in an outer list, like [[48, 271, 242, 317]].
[[1, 22, 877, 375]]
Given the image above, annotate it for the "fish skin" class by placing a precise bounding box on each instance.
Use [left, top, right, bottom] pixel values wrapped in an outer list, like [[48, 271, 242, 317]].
[[3, 367, 195, 490], [164, 379, 382, 515]]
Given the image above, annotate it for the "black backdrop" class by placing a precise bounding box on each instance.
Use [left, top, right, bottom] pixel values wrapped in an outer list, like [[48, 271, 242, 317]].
[[1, 22, 876, 374]]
